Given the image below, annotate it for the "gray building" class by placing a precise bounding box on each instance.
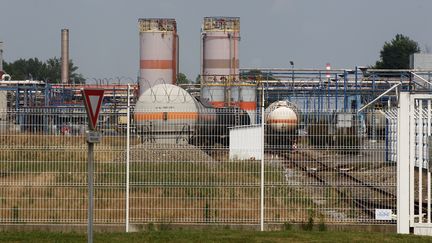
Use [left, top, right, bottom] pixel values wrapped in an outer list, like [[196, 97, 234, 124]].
[[410, 53, 432, 69]]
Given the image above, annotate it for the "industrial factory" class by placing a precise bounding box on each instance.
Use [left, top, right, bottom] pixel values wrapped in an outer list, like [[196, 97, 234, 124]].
[[2, 15, 432, 231], [131, 16, 422, 156], [0, 16, 429, 154]]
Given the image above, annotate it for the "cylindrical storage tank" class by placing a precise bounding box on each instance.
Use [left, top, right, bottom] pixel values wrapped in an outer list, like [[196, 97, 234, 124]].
[[230, 86, 240, 106], [139, 18, 178, 95], [201, 85, 225, 108], [265, 101, 299, 133], [238, 85, 257, 124], [134, 84, 216, 144], [201, 17, 240, 108]]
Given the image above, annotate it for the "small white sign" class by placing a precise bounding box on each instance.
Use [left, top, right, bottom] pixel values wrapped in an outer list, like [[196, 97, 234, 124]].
[[375, 209, 392, 220], [86, 131, 102, 143]]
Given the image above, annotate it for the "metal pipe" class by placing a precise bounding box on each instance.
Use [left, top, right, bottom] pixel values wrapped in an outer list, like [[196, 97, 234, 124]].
[[61, 29, 69, 84], [176, 34, 179, 83], [411, 71, 432, 86], [357, 82, 402, 113], [241, 68, 350, 72], [242, 68, 432, 72], [87, 142, 94, 243], [260, 81, 265, 231], [344, 70, 347, 112], [125, 84, 130, 232]]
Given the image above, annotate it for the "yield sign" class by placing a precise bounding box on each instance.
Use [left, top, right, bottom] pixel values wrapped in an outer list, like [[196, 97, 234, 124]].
[[82, 89, 105, 130]]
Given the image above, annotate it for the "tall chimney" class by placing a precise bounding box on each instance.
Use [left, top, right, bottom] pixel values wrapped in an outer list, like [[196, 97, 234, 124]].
[[0, 42, 3, 72], [61, 29, 69, 84]]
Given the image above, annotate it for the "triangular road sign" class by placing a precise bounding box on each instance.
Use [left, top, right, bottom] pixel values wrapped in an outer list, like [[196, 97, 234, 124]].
[[82, 89, 105, 130]]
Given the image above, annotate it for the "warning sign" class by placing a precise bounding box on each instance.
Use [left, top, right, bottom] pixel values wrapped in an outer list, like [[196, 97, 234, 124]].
[[82, 89, 105, 130]]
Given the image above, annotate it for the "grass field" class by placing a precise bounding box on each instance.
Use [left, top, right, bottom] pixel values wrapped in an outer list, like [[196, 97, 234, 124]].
[[0, 133, 334, 224], [0, 133, 391, 224], [0, 229, 430, 243]]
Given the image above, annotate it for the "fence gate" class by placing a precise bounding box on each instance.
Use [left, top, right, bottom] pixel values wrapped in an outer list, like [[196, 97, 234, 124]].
[[398, 92, 432, 235]]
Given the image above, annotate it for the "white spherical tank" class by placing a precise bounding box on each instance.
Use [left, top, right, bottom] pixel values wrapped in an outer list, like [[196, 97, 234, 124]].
[[265, 101, 299, 133], [139, 18, 178, 95]]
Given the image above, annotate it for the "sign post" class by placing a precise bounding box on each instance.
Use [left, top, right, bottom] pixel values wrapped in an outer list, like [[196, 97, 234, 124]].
[[82, 89, 104, 243]]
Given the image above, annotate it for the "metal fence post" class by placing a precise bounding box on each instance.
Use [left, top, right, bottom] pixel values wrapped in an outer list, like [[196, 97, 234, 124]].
[[125, 84, 131, 232], [260, 83, 265, 231], [87, 142, 94, 243], [397, 92, 410, 234]]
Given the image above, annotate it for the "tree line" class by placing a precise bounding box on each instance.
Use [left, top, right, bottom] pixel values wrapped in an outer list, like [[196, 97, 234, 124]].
[[2, 57, 85, 83]]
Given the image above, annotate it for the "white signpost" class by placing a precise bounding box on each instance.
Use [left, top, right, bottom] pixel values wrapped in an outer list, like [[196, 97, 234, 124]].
[[82, 89, 104, 243]]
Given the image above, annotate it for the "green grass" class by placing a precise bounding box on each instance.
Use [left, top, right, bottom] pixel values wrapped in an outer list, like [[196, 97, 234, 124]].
[[0, 230, 430, 243]]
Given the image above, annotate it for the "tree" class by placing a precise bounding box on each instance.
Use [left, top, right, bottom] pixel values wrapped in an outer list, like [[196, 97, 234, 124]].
[[3, 57, 85, 83], [195, 75, 201, 84], [3, 58, 46, 80], [176, 72, 192, 84], [43, 57, 85, 84], [374, 34, 420, 69], [240, 69, 277, 80]]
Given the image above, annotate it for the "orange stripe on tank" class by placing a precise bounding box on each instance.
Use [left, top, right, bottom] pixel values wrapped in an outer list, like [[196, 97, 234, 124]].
[[210, 101, 256, 110], [209, 101, 225, 108], [267, 119, 297, 124], [239, 101, 257, 111], [140, 60, 173, 69], [135, 112, 198, 121]]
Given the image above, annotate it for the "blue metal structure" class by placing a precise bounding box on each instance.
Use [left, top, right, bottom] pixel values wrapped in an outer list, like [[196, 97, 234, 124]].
[[241, 68, 432, 113]]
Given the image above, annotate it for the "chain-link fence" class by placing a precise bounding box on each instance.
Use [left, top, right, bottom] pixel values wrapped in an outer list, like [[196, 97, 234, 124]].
[[0, 106, 396, 228]]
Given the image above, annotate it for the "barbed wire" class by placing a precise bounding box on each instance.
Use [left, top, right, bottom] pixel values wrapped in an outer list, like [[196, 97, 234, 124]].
[[84, 76, 137, 85]]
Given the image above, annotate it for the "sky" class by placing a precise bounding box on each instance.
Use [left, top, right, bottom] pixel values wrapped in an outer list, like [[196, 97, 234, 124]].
[[1, 0, 431, 82]]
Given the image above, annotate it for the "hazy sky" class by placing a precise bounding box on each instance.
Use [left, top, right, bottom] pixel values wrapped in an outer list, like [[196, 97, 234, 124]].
[[1, 0, 431, 82]]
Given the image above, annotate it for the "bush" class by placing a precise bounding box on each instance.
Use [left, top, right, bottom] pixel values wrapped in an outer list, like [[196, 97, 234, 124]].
[[318, 214, 327, 231], [302, 209, 314, 231], [283, 221, 292, 231]]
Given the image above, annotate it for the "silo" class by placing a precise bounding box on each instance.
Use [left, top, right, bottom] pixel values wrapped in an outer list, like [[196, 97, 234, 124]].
[[201, 86, 225, 108], [201, 17, 240, 108], [239, 86, 257, 124], [139, 18, 178, 95]]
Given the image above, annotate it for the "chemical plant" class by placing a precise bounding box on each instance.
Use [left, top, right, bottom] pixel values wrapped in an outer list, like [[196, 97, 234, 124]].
[[0, 17, 430, 148], [134, 17, 428, 158], [0, 17, 430, 149], [2, 16, 432, 231]]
